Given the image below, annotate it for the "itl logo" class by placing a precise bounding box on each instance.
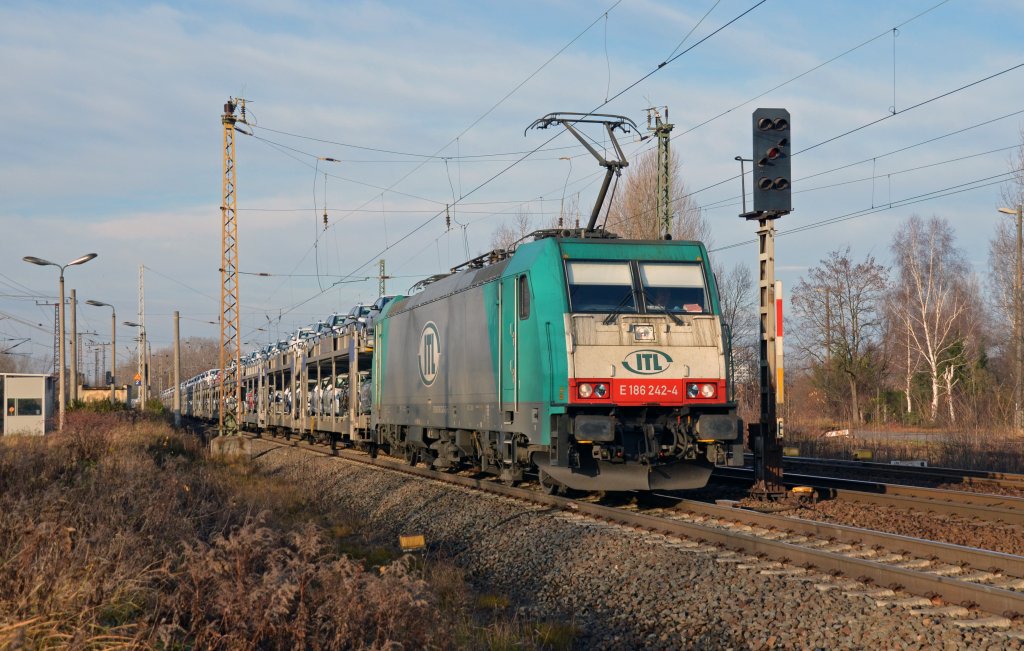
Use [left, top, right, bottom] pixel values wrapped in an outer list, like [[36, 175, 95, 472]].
[[622, 349, 673, 375], [418, 322, 441, 386]]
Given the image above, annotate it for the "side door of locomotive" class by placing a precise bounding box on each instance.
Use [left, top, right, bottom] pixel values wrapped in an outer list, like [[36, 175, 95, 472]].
[[498, 274, 521, 416]]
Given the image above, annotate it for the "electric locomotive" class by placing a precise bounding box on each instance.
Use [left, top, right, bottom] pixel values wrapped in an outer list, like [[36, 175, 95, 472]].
[[371, 229, 743, 492]]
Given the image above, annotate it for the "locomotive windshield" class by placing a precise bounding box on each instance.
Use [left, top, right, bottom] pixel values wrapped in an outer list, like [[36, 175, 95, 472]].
[[566, 260, 709, 315], [639, 262, 707, 314], [566, 261, 636, 313]]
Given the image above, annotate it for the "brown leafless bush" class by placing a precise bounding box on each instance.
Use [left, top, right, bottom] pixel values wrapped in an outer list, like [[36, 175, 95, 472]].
[[157, 517, 444, 650], [0, 415, 459, 650]]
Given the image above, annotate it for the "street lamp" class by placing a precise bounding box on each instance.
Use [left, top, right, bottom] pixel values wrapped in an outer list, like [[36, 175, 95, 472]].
[[123, 321, 148, 408], [86, 300, 116, 404], [22, 253, 98, 430], [999, 205, 1024, 431]]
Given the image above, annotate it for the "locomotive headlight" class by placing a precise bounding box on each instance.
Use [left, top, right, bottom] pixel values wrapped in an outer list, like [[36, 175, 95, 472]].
[[578, 383, 594, 398], [687, 382, 718, 399], [593, 383, 608, 398]]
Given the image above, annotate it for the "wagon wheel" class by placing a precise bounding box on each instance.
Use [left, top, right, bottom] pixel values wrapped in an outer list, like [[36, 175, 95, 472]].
[[403, 446, 419, 466]]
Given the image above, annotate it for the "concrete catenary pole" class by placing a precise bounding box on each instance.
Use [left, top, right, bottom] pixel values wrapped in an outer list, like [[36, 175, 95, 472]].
[[111, 309, 116, 404], [58, 275, 66, 428], [69, 289, 77, 403], [1011, 203, 1019, 431], [173, 310, 181, 427]]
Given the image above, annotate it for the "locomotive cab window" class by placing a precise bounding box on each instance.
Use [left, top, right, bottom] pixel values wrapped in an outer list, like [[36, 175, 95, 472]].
[[566, 261, 636, 314], [518, 274, 530, 320], [639, 262, 708, 314]]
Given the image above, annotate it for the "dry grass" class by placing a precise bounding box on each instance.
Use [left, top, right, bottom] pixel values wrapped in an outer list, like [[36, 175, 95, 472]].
[[0, 412, 578, 650], [786, 420, 1024, 473], [0, 412, 446, 649]]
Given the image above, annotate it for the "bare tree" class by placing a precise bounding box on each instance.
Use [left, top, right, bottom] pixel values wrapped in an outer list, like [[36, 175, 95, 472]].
[[988, 126, 1024, 425], [791, 248, 889, 425], [490, 208, 535, 252], [0, 352, 34, 374], [890, 215, 974, 422], [1000, 124, 1024, 208], [987, 219, 1016, 395], [716, 262, 758, 419], [605, 148, 710, 243]]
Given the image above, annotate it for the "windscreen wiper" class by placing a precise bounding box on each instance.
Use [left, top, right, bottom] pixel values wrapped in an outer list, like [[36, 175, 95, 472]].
[[642, 291, 684, 325], [602, 290, 637, 325]]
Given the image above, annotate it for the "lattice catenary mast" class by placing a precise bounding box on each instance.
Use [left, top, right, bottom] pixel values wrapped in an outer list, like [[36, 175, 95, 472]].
[[219, 97, 247, 437], [646, 107, 674, 238]]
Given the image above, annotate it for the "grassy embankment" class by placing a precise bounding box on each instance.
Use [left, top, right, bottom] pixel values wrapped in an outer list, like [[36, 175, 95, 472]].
[[0, 410, 576, 650]]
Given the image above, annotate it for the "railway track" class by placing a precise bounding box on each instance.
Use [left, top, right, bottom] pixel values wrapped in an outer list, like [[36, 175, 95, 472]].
[[243, 431, 1024, 620], [714, 466, 1024, 525], [770, 455, 1024, 492]]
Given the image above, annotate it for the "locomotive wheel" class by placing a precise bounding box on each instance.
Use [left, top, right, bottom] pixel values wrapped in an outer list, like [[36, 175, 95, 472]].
[[538, 470, 564, 496]]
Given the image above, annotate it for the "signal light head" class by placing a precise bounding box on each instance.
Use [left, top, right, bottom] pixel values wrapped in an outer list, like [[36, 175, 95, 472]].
[[757, 117, 774, 130], [767, 147, 781, 160], [773, 118, 788, 130], [757, 177, 774, 190], [773, 178, 790, 190]]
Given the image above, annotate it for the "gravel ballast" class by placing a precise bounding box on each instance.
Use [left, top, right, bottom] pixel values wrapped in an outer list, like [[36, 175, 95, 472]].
[[250, 439, 1024, 650]]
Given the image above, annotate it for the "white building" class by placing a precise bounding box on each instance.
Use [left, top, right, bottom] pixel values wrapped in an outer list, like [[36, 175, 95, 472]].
[[1, 374, 55, 435]]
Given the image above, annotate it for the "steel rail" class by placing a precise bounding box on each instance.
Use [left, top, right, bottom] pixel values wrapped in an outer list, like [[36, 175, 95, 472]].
[[246, 433, 1024, 617], [666, 498, 1024, 580], [714, 467, 1024, 525], [768, 455, 1024, 490]]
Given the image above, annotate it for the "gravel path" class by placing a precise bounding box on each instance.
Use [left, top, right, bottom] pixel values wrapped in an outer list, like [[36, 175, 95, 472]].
[[250, 439, 1024, 650]]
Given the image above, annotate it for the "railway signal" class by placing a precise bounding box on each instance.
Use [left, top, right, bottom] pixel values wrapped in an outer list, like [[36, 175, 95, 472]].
[[741, 108, 792, 500], [752, 108, 791, 216]]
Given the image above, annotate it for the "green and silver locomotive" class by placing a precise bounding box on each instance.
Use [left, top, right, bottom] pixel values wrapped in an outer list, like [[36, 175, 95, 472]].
[[372, 230, 743, 492]]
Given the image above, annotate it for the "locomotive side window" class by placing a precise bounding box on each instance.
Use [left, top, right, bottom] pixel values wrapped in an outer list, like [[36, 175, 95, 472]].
[[639, 262, 708, 314], [566, 261, 636, 314], [518, 274, 530, 320]]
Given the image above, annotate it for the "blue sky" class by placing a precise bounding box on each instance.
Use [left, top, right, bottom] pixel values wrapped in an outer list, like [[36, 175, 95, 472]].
[[2, 0, 1022, 373]]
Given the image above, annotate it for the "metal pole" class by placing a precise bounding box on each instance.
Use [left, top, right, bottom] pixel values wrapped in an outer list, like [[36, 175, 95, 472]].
[[173, 311, 181, 427], [141, 330, 148, 407], [69, 289, 77, 403], [1017, 204, 1023, 431], [734, 156, 752, 217], [57, 274, 66, 430], [111, 310, 116, 404]]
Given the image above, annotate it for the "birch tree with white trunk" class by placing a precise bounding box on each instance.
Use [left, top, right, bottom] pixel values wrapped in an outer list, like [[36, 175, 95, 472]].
[[890, 215, 973, 422]]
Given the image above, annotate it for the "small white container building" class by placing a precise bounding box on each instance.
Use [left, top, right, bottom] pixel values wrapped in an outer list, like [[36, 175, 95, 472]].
[[1, 374, 55, 436]]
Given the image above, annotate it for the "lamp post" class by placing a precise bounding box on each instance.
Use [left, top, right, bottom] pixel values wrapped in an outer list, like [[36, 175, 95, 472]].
[[999, 205, 1024, 431], [22, 253, 98, 430], [86, 300, 116, 404], [123, 321, 147, 408]]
